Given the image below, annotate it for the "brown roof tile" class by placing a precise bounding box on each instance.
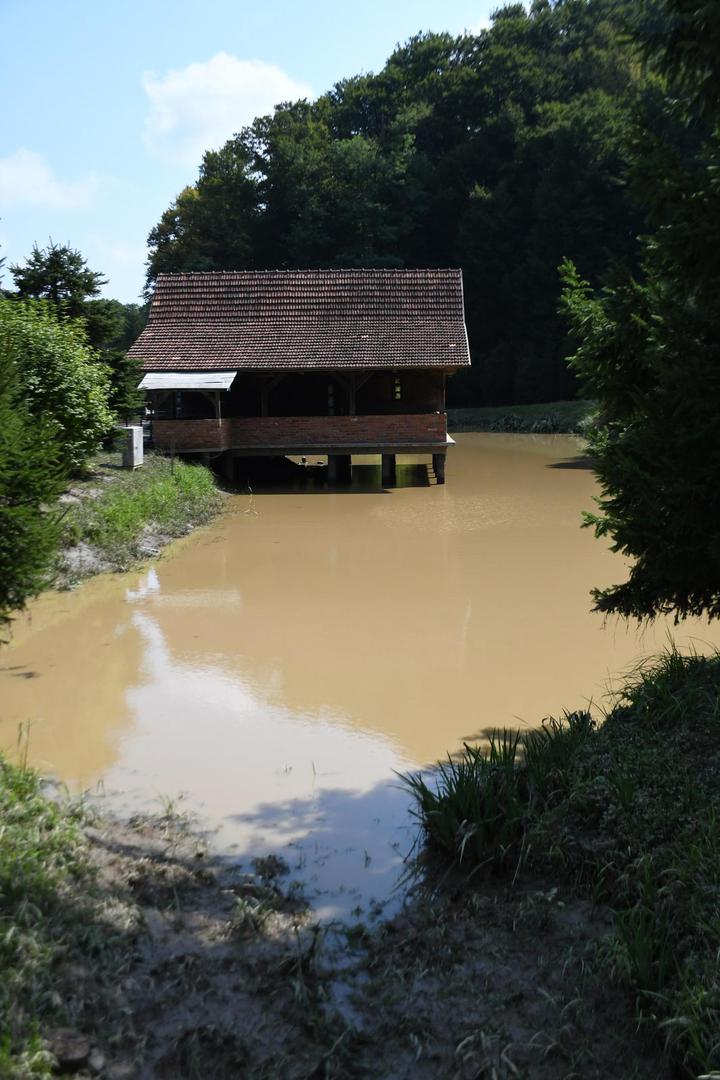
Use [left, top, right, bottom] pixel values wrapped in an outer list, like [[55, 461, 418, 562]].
[[129, 269, 470, 371]]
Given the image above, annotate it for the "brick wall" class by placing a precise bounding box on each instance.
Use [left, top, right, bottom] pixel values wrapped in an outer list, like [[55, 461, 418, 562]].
[[153, 413, 446, 452], [228, 414, 445, 445], [152, 419, 228, 451]]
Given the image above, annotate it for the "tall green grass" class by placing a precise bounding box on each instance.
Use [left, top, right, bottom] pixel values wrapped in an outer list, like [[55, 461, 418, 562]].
[[402, 711, 593, 873], [61, 454, 223, 573], [0, 755, 86, 1077], [404, 648, 720, 1075]]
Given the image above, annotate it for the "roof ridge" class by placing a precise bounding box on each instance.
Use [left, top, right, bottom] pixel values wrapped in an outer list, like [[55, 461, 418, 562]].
[[155, 268, 463, 278]]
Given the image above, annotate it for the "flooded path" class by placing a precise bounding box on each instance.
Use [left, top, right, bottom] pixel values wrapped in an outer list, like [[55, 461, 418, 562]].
[[2, 434, 719, 919]]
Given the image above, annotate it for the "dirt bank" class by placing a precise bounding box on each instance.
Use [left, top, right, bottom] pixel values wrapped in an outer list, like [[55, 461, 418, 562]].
[[19, 797, 660, 1080]]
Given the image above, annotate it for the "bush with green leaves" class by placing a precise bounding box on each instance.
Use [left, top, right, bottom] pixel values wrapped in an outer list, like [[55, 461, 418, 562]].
[[0, 334, 65, 632], [0, 299, 114, 473]]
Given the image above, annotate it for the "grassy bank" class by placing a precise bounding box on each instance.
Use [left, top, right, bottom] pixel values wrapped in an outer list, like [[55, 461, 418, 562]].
[[404, 648, 720, 1076], [0, 756, 89, 1077], [56, 452, 224, 586], [447, 399, 595, 433]]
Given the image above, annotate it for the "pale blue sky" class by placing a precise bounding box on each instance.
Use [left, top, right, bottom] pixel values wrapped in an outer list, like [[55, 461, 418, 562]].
[[1, 0, 498, 302]]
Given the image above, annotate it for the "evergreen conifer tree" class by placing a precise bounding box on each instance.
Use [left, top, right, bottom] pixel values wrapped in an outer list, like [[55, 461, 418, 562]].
[[561, 0, 720, 620]]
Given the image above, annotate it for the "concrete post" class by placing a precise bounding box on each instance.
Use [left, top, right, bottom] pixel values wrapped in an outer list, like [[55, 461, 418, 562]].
[[432, 452, 446, 485], [338, 454, 352, 483], [381, 453, 396, 486], [328, 454, 352, 485], [221, 451, 236, 484], [327, 455, 337, 484]]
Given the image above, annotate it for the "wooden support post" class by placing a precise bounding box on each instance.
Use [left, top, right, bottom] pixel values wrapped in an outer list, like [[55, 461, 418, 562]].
[[432, 452, 446, 485], [258, 374, 285, 417], [333, 372, 371, 417], [381, 453, 396, 486]]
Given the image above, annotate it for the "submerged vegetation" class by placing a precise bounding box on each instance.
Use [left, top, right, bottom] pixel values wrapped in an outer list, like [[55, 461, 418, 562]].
[[404, 649, 720, 1076]]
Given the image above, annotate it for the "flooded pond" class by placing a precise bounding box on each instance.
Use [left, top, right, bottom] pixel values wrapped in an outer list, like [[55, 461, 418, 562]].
[[2, 434, 719, 919]]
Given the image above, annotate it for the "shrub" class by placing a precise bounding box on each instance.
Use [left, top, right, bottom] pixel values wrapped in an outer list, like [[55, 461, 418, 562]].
[[0, 335, 65, 631], [0, 299, 114, 472]]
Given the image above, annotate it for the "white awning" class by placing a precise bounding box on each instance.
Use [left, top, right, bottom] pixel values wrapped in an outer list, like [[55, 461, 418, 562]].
[[138, 371, 237, 391]]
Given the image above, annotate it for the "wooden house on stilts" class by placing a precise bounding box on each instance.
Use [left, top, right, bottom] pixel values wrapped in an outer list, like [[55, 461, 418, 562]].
[[129, 268, 471, 484]]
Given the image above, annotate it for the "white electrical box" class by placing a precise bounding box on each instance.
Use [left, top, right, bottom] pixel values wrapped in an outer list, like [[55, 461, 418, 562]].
[[121, 425, 144, 469]]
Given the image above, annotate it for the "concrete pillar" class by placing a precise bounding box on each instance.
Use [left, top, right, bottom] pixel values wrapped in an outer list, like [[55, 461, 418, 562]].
[[336, 454, 352, 483], [221, 451, 236, 484], [381, 453, 396, 486], [326, 455, 337, 484], [432, 452, 446, 485], [327, 454, 352, 485]]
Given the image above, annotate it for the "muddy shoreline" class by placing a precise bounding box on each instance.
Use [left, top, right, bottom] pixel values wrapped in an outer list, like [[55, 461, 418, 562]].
[[34, 794, 661, 1080]]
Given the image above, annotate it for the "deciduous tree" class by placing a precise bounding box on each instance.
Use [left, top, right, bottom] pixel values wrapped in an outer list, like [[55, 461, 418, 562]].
[[0, 331, 64, 632], [0, 299, 114, 472], [145, 0, 645, 406]]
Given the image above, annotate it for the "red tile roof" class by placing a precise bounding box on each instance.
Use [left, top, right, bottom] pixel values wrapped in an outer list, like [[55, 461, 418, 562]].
[[129, 269, 470, 371]]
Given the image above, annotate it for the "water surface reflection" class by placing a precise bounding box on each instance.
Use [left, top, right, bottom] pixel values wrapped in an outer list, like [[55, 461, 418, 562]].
[[2, 435, 718, 917]]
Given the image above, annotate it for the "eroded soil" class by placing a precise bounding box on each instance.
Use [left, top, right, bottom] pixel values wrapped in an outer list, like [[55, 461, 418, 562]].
[[44, 805, 663, 1079]]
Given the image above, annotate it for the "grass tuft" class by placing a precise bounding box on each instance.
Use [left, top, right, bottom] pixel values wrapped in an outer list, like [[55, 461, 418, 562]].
[[58, 452, 223, 579], [402, 712, 593, 874], [0, 759, 87, 1076], [404, 647, 720, 1075]]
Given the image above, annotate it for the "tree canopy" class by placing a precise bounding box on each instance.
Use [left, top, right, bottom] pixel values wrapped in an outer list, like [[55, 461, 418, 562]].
[[0, 299, 115, 472], [145, 0, 647, 406], [561, 0, 720, 621], [8, 243, 146, 418], [10, 242, 105, 312]]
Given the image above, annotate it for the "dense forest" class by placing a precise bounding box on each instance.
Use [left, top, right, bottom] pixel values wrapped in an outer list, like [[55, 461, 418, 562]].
[[146, 0, 661, 406]]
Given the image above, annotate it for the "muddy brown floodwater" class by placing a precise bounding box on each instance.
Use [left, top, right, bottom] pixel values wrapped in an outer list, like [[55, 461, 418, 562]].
[[2, 434, 719, 920]]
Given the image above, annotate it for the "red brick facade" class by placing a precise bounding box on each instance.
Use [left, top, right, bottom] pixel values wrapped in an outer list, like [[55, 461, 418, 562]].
[[153, 413, 446, 453]]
